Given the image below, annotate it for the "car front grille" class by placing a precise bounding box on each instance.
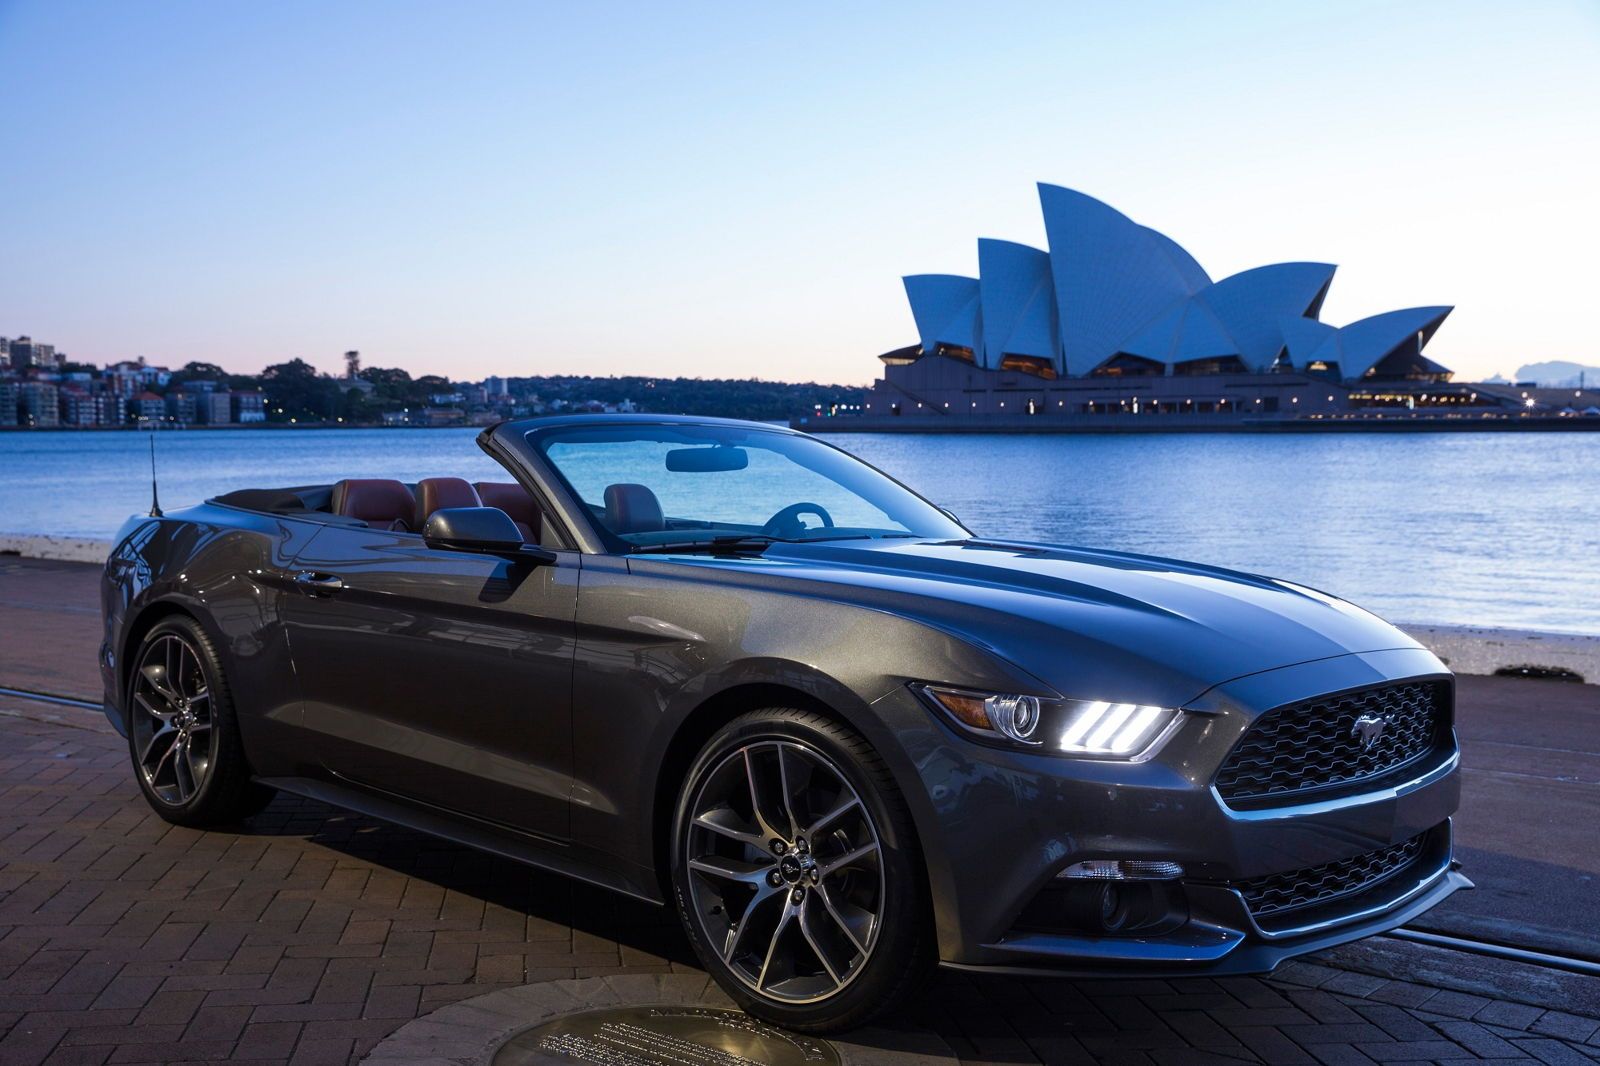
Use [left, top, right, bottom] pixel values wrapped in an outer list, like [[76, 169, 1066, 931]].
[[1214, 680, 1447, 803], [1232, 833, 1427, 918]]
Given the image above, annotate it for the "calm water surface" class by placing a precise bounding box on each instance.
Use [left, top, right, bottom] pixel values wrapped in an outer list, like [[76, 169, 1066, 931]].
[[2, 428, 1596, 632]]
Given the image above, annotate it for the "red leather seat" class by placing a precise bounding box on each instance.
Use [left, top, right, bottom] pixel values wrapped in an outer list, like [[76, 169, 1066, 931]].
[[604, 483, 664, 534], [331, 479, 416, 532], [414, 477, 481, 532], [474, 482, 541, 542]]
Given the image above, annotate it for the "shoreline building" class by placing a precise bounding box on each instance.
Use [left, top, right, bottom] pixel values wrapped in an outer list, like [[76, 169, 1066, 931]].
[[814, 185, 1580, 432]]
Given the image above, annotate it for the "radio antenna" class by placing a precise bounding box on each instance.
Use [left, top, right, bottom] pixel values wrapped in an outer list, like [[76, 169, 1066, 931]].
[[148, 432, 163, 517]]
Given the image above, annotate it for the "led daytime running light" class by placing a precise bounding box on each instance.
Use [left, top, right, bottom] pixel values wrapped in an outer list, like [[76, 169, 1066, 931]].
[[920, 686, 1182, 759]]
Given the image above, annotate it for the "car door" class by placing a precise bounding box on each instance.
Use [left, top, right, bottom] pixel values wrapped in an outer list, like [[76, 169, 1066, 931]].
[[280, 522, 579, 841]]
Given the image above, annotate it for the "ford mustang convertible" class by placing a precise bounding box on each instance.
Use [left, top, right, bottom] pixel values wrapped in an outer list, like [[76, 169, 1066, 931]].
[[100, 414, 1467, 1031]]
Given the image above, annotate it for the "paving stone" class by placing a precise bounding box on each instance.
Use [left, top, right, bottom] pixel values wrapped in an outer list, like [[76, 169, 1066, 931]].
[[1360, 979, 1438, 1008], [1434, 1019, 1527, 1058], [4, 698, 1600, 1066], [1425, 988, 1498, 1019], [1476, 1000, 1551, 1030], [1303, 1045, 1381, 1066], [1513, 1037, 1597, 1065], [1532, 1012, 1600, 1042], [1318, 972, 1391, 997]]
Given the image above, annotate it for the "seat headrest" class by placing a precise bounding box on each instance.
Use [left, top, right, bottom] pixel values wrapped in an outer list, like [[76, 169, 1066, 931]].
[[603, 483, 664, 534], [415, 477, 481, 531], [474, 482, 541, 543], [331, 479, 416, 532]]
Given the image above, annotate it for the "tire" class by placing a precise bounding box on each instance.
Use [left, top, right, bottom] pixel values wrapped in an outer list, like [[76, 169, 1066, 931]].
[[670, 707, 934, 1032], [125, 615, 275, 827]]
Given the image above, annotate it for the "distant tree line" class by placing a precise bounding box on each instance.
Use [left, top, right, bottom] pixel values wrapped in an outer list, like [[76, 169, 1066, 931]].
[[156, 359, 865, 424], [506, 375, 867, 422]]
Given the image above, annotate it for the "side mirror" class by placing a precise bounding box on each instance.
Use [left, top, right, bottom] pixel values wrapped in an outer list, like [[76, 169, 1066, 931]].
[[423, 507, 555, 563]]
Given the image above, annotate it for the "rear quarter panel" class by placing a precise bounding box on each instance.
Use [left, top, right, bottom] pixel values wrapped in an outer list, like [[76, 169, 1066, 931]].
[[104, 503, 327, 775]]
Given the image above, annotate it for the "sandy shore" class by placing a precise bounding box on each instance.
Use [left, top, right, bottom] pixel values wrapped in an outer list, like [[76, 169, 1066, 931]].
[[4, 532, 1595, 682]]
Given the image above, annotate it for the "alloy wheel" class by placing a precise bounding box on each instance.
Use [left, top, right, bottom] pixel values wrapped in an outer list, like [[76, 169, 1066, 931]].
[[130, 633, 216, 806], [684, 739, 885, 1004]]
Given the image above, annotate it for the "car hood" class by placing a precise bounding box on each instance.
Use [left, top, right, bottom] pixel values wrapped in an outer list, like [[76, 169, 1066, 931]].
[[666, 538, 1425, 705]]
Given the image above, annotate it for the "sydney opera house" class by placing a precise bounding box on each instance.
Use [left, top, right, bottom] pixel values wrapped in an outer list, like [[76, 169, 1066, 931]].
[[815, 185, 1561, 431]]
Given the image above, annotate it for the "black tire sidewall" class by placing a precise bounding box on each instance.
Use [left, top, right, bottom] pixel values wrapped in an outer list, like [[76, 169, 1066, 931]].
[[669, 708, 930, 1031]]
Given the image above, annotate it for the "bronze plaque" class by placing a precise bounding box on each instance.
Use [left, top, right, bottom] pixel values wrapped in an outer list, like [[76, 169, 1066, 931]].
[[492, 1005, 842, 1066]]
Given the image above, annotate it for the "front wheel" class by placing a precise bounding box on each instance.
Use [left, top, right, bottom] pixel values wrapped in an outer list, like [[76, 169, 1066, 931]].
[[670, 708, 934, 1032]]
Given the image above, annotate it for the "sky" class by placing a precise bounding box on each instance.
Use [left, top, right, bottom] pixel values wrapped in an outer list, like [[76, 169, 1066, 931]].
[[2, 2, 1597, 385]]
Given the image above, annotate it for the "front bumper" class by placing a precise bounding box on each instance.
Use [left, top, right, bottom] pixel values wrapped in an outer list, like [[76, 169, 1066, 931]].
[[951, 824, 1470, 978], [884, 647, 1468, 975]]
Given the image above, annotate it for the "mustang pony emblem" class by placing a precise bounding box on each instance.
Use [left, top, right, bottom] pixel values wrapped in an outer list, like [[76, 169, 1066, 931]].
[[1351, 713, 1390, 750]]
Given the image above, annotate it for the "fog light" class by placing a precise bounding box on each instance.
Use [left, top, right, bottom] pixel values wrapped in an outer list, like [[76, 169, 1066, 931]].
[[1058, 859, 1184, 881], [1099, 884, 1130, 932]]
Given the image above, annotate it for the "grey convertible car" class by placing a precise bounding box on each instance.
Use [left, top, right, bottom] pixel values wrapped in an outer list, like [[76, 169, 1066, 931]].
[[101, 415, 1468, 1031]]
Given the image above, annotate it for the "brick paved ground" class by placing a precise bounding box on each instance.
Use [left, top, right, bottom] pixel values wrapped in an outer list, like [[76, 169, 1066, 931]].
[[4, 698, 1600, 1066]]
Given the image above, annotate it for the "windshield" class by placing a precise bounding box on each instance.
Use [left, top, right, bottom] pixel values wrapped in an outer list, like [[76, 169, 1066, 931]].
[[527, 423, 967, 549]]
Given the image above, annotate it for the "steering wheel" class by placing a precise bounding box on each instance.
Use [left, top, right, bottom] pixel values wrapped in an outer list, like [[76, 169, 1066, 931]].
[[762, 502, 835, 539]]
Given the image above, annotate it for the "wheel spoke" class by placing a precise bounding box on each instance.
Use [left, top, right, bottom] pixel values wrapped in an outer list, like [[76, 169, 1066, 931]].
[[776, 745, 800, 840], [146, 730, 179, 784], [138, 723, 176, 769], [139, 664, 180, 706], [134, 691, 175, 721], [720, 882, 782, 963], [688, 855, 771, 885], [798, 898, 844, 986], [743, 747, 784, 842], [692, 809, 768, 852], [755, 901, 796, 991], [180, 642, 200, 698], [820, 842, 879, 878], [816, 883, 871, 956], [172, 738, 195, 799], [165, 638, 180, 694], [804, 794, 859, 837]]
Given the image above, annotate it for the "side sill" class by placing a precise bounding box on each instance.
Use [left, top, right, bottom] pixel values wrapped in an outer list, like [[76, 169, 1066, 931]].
[[256, 775, 665, 907]]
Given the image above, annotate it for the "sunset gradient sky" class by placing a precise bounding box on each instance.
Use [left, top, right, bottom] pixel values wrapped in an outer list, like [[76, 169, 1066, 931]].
[[3, 1, 1596, 384]]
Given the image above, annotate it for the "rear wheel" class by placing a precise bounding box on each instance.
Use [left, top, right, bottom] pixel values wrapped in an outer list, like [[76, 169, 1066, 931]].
[[670, 708, 934, 1032], [127, 616, 273, 826]]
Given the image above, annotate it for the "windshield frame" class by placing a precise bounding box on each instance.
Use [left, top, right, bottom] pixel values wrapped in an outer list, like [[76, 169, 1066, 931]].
[[510, 419, 970, 555]]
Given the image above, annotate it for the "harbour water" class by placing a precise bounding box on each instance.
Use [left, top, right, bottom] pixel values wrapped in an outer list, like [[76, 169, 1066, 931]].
[[2, 427, 1596, 633]]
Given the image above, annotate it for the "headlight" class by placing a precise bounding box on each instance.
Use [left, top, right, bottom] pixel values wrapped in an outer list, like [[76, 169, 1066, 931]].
[[918, 685, 1183, 759]]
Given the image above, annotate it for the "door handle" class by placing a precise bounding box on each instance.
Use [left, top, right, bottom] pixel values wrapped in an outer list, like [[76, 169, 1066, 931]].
[[293, 571, 344, 593]]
